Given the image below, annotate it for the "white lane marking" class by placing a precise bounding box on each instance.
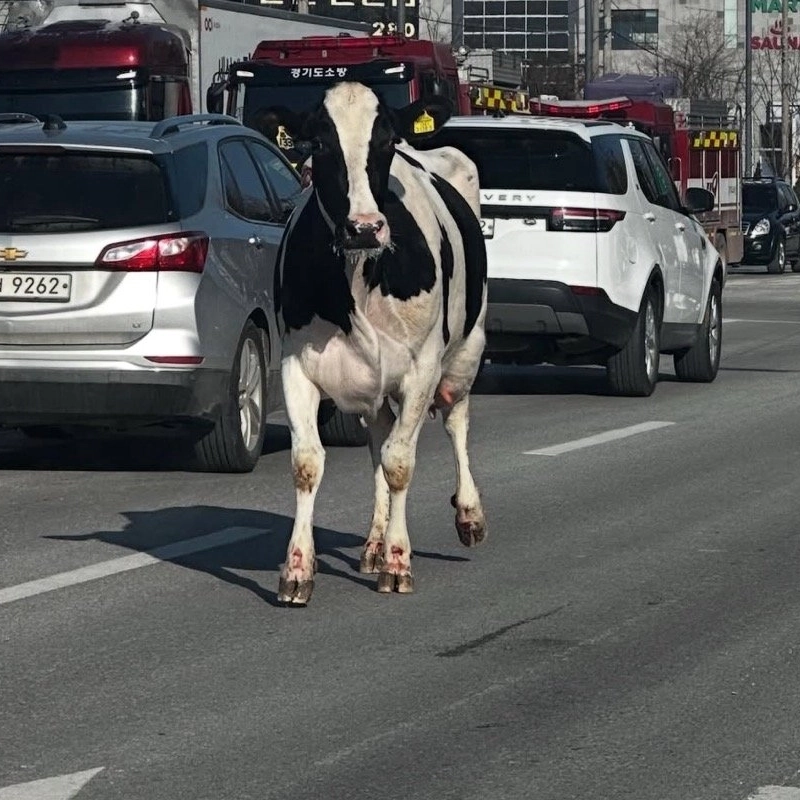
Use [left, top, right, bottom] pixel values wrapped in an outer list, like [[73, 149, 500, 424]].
[[524, 421, 675, 456], [725, 318, 800, 325], [748, 788, 800, 799], [0, 768, 103, 799], [0, 527, 265, 608]]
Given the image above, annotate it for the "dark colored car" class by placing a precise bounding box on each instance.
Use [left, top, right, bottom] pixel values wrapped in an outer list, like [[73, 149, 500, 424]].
[[741, 177, 800, 273]]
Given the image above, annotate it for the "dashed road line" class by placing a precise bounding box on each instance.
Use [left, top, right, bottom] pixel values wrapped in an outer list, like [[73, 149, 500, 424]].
[[524, 421, 675, 456], [0, 768, 103, 800], [748, 788, 800, 799], [0, 527, 265, 608]]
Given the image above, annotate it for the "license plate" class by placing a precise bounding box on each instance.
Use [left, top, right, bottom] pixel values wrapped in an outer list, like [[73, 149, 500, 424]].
[[0, 272, 72, 302], [480, 218, 495, 238]]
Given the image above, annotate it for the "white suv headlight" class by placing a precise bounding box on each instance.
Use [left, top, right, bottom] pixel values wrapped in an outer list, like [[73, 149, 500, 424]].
[[751, 218, 771, 237]]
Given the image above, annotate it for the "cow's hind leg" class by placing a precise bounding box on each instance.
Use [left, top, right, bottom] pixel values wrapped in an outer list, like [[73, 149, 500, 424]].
[[443, 395, 486, 547], [377, 386, 432, 594], [278, 357, 324, 605], [360, 399, 395, 574]]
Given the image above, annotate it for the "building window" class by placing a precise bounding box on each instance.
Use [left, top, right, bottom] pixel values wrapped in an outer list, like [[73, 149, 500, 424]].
[[463, 0, 571, 54], [611, 8, 658, 51]]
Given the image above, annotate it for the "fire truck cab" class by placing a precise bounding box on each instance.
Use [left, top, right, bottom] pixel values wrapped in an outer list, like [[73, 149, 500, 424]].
[[211, 34, 471, 153], [532, 95, 744, 269]]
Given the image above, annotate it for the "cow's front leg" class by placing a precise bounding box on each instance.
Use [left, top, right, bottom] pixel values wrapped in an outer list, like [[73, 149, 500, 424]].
[[443, 395, 486, 547], [360, 399, 395, 574], [377, 387, 432, 594], [278, 356, 324, 605]]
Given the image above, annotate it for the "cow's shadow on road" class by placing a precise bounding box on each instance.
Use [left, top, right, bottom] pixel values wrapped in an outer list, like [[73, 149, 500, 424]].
[[43, 504, 468, 606], [44, 505, 371, 606]]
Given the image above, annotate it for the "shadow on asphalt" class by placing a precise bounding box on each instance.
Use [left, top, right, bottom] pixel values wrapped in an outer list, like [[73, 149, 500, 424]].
[[43, 505, 469, 606], [472, 363, 674, 396], [0, 423, 292, 472]]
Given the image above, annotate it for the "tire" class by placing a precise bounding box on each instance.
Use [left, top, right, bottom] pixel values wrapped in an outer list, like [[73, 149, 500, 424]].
[[767, 238, 786, 274], [674, 278, 722, 383], [318, 401, 367, 447], [193, 320, 268, 473], [606, 285, 660, 397]]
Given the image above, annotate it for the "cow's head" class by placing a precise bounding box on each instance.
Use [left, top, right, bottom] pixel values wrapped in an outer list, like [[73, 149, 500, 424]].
[[288, 82, 451, 257]]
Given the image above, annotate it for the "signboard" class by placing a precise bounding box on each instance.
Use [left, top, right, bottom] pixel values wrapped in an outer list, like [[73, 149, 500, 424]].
[[259, 0, 419, 39], [751, 17, 800, 49]]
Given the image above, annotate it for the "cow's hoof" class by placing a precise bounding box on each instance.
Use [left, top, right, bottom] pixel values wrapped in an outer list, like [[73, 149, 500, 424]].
[[359, 544, 384, 574], [456, 516, 486, 547], [377, 571, 414, 594], [278, 577, 314, 605]]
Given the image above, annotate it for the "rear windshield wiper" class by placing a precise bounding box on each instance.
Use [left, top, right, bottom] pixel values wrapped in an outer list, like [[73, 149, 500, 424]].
[[8, 214, 101, 231]]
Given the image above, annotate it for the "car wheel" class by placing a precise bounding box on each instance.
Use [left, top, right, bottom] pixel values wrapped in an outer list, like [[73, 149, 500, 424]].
[[674, 278, 722, 383], [317, 400, 367, 447], [193, 320, 268, 473], [767, 238, 786, 274], [606, 285, 660, 397]]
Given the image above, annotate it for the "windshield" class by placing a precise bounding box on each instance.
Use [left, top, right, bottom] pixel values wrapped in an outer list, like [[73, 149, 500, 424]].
[[0, 85, 146, 121], [419, 128, 606, 192], [242, 81, 412, 124], [743, 183, 778, 214], [0, 151, 171, 233]]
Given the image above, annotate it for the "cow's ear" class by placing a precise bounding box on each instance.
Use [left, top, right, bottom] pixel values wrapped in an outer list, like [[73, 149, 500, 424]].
[[391, 96, 453, 142]]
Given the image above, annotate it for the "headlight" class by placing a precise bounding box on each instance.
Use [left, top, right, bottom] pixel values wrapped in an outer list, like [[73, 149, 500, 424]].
[[751, 218, 771, 237]]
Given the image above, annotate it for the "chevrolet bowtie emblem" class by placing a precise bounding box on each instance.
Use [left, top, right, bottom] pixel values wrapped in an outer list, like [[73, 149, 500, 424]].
[[0, 247, 28, 262]]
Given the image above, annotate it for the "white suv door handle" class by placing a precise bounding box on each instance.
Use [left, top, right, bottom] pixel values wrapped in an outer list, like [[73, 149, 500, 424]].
[[643, 212, 656, 222], [675, 221, 686, 232]]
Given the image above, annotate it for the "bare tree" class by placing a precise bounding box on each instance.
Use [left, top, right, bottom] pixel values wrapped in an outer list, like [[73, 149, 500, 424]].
[[632, 11, 740, 101]]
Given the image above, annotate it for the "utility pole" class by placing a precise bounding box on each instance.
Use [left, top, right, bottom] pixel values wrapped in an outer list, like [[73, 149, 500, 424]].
[[396, 0, 405, 36], [602, 0, 611, 75], [584, 0, 594, 88], [745, 0, 753, 176], [781, 0, 791, 179]]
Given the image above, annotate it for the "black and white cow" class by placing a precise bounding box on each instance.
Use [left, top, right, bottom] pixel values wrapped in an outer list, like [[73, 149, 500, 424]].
[[274, 82, 488, 604]]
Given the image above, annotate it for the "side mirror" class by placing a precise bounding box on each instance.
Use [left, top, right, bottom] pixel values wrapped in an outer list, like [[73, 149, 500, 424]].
[[685, 186, 715, 214], [206, 81, 226, 115]]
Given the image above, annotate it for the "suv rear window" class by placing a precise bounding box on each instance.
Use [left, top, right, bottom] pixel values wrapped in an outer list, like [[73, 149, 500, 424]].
[[742, 183, 778, 213], [420, 127, 624, 193], [0, 150, 171, 233]]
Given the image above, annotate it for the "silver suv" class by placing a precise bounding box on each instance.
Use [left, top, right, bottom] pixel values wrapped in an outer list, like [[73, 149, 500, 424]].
[[0, 112, 364, 471]]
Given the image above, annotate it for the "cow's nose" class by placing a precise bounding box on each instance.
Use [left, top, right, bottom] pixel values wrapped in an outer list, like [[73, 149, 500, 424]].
[[346, 218, 385, 237]]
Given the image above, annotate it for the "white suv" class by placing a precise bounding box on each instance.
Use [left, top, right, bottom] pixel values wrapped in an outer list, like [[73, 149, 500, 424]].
[[420, 115, 725, 396]]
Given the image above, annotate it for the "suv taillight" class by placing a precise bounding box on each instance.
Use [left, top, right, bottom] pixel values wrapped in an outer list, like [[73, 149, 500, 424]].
[[95, 233, 209, 272], [550, 208, 626, 233]]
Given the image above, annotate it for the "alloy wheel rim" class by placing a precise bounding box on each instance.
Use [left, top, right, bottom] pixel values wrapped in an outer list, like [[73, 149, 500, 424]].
[[238, 338, 264, 452], [708, 293, 720, 365], [644, 300, 658, 379]]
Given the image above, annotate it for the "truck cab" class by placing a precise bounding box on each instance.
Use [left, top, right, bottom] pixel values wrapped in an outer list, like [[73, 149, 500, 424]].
[[0, 18, 192, 121], [210, 35, 469, 159]]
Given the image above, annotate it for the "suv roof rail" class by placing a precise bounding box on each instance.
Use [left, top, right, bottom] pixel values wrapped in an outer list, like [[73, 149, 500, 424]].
[[0, 112, 41, 125], [151, 113, 242, 139]]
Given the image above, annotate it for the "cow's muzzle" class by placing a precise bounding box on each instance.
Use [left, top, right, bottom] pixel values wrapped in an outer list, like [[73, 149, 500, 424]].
[[342, 214, 390, 251]]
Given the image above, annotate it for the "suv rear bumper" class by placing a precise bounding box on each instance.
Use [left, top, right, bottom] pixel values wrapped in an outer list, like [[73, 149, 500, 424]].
[[485, 278, 637, 359], [0, 367, 228, 427]]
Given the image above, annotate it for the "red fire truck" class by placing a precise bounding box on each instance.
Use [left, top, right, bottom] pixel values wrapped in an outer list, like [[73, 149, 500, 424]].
[[210, 34, 472, 138], [531, 95, 744, 269]]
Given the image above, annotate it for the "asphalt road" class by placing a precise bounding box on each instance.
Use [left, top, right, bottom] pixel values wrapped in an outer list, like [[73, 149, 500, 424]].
[[2, 270, 800, 800]]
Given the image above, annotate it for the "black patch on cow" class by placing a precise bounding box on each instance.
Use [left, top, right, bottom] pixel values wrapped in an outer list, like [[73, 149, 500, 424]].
[[362, 188, 436, 299], [307, 104, 350, 231], [439, 223, 453, 344], [277, 194, 355, 334], [430, 174, 487, 338], [366, 112, 395, 210]]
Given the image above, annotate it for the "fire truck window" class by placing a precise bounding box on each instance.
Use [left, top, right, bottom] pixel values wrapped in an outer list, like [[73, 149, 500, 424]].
[[245, 140, 302, 222], [171, 143, 209, 219], [627, 139, 660, 205], [592, 136, 628, 195], [219, 140, 274, 222]]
